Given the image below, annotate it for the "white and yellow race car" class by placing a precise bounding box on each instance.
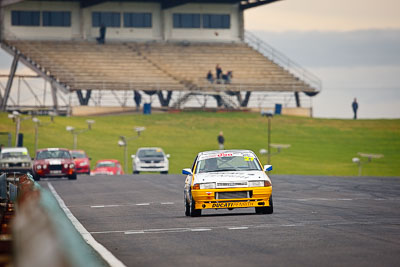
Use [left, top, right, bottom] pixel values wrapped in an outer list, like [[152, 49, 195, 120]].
[[183, 150, 273, 217]]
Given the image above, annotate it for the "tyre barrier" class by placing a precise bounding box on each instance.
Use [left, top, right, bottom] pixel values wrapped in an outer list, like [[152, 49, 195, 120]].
[[0, 173, 107, 267]]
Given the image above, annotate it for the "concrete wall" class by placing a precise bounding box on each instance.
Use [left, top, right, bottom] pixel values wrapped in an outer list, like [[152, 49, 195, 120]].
[[2, 1, 242, 42], [3, 1, 80, 40], [163, 3, 241, 42]]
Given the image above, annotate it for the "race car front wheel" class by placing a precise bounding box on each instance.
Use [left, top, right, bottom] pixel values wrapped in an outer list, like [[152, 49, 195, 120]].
[[184, 193, 190, 216], [190, 195, 201, 217], [255, 196, 273, 214]]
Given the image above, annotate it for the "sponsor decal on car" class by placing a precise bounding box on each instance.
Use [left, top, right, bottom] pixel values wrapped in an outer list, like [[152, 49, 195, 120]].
[[202, 202, 261, 209]]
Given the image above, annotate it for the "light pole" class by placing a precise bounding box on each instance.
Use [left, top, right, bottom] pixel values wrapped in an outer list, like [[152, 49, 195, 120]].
[[118, 127, 145, 174], [32, 117, 39, 152], [352, 153, 384, 176], [66, 120, 95, 149], [262, 111, 273, 164], [8, 111, 21, 147]]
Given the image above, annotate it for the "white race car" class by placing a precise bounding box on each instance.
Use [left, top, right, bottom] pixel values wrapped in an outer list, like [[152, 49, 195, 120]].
[[183, 150, 273, 217], [132, 147, 169, 174]]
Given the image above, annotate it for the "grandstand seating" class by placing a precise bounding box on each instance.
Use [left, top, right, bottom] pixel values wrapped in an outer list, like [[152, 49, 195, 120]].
[[4, 40, 317, 94]]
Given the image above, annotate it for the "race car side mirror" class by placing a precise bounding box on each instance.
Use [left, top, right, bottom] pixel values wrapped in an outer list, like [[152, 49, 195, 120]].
[[131, 155, 136, 159], [182, 168, 192, 175], [166, 154, 170, 158], [264, 165, 273, 172]]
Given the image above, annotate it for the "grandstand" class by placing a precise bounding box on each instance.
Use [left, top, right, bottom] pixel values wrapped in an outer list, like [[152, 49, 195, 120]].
[[0, 0, 321, 115]]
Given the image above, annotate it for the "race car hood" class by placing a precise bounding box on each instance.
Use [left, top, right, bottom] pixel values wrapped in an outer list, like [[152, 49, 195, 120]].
[[34, 159, 72, 165], [0, 157, 31, 164], [92, 167, 116, 173], [194, 171, 269, 184], [74, 158, 89, 166], [137, 157, 165, 162]]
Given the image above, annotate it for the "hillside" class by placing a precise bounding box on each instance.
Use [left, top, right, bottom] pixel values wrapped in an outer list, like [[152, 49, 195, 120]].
[[0, 112, 399, 176]]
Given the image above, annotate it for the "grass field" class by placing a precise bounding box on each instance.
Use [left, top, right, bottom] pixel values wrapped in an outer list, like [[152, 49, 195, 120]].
[[1, 111, 399, 176]]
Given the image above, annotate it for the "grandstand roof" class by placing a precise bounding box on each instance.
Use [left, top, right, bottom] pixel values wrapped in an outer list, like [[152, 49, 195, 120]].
[[1, 0, 281, 10]]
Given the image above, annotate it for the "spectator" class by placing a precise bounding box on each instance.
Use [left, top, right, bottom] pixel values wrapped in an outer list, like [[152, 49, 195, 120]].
[[216, 64, 222, 83], [222, 71, 233, 84], [133, 90, 142, 111], [96, 24, 106, 44], [217, 131, 225, 150], [206, 70, 214, 84], [352, 98, 358, 120]]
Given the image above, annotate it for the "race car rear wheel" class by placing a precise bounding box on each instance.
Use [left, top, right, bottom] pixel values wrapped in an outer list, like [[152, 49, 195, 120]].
[[190, 195, 201, 217], [255, 196, 273, 214]]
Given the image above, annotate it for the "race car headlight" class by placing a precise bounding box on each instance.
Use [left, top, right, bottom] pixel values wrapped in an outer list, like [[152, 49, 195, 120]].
[[36, 165, 42, 170], [1, 163, 9, 168], [79, 161, 88, 167], [200, 183, 216, 189], [69, 163, 75, 169], [43, 164, 47, 169], [64, 163, 68, 168], [249, 181, 264, 187]]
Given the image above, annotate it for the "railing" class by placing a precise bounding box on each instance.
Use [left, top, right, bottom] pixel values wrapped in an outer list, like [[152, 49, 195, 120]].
[[244, 31, 322, 92], [1, 28, 74, 91]]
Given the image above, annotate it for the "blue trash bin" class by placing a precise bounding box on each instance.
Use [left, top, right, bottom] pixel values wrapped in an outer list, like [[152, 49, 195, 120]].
[[274, 104, 282, 115], [143, 103, 151, 114]]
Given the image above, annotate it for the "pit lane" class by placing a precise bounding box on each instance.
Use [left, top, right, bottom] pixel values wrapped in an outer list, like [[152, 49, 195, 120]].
[[39, 174, 400, 267]]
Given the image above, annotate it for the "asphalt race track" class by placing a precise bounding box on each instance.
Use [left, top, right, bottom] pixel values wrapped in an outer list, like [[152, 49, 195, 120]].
[[39, 174, 400, 267]]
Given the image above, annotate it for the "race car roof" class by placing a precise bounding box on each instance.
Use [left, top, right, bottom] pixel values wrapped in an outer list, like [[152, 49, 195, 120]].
[[1, 147, 29, 153], [197, 150, 256, 160]]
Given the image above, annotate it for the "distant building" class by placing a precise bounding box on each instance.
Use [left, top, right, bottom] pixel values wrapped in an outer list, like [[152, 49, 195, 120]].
[[1, 0, 260, 42]]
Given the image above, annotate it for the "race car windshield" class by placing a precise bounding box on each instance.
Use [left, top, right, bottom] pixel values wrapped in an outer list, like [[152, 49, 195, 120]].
[[71, 151, 86, 158], [1, 152, 29, 159], [36, 150, 71, 159], [196, 156, 262, 173], [96, 162, 116, 168], [138, 149, 164, 158]]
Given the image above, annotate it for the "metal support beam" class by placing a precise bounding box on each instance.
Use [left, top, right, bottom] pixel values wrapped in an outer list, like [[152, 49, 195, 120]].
[[76, 89, 92, 105], [1, 53, 19, 111], [295, 91, 301, 107], [51, 82, 58, 112], [235, 91, 252, 107], [157, 90, 173, 107]]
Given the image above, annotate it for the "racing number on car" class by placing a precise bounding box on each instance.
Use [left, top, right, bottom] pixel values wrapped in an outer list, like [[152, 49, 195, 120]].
[[244, 156, 254, 161]]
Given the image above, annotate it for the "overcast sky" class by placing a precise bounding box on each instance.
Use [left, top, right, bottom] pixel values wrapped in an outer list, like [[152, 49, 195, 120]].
[[244, 0, 400, 119], [244, 0, 400, 31]]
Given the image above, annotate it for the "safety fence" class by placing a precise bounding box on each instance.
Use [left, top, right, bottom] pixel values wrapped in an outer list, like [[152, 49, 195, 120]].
[[0, 173, 107, 267]]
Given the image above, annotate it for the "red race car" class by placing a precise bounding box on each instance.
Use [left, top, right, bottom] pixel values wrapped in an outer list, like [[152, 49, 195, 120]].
[[91, 159, 124, 175], [33, 148, 76, 181], [70, 149, 91, 175]]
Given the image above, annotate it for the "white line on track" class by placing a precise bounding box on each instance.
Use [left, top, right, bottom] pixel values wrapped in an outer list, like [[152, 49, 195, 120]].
[[88, 220, 400, 236], [48, 182, 126, 267], [136, 203, 150, 206], [161, 202, 175, 205], [191, 228, 212, 232], [228, 227, 249, 230]]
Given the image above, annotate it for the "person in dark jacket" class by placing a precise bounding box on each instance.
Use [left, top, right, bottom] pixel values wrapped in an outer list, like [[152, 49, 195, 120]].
[[96, 24, 106, 44], [216, 64, 222, 83], [218, 131, 225, 150], [206, 70, 214, 83], [352, 98, 358, 119]]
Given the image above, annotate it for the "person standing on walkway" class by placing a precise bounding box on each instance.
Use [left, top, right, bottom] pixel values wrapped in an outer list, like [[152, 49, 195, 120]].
[[218, 131, 225, 150], [352, 98, 359, 120]]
